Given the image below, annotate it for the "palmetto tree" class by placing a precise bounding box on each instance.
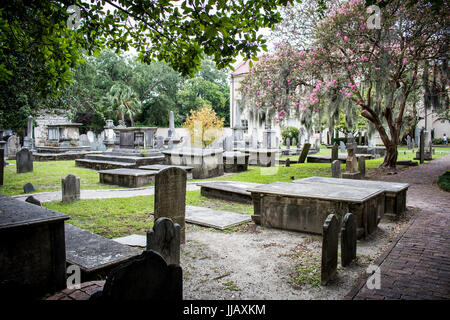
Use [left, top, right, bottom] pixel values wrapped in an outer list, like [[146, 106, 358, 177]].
[[105, 83, 141, 126]]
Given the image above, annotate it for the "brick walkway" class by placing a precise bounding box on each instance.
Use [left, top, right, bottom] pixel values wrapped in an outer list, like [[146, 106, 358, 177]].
[[346, 155, 450, 300]]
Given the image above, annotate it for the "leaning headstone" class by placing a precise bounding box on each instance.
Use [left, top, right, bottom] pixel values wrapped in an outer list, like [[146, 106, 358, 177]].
[[91, 250, 182, 301], [297, 143, 311, 163], [358, 156, 366, 178], [339, 141, 346, 153], [0, 149, 4, 185], [147, 217, 181, 265], [62, 174, 80, 203], [331, 143, 338, 161], [331, 160, 341, 178], [321, 214, 339, 285], [7, 135, 20, 160], [341, 213, 357, 267], [285, 158, 291, 167], [23, 182, 35, 193], [25, 196, 41, 207], [154, 167, 187, 243], [16, 148, 33, 173]]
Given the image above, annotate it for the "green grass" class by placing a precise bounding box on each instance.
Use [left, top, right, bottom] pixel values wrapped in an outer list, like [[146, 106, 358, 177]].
[[43, 190, 253, 238], [437, 170, 450, 192], [0, 160, 122, 196]]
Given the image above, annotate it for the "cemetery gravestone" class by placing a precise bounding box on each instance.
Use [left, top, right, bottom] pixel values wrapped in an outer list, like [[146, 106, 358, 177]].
[[292, 138, 297, 148], [331, 143, 338, 161], [62, 174, 80, 203], [297, 143, 311, 163], [154, 167, 187, 243], [341, 213, 357, 267], [339, 141, 346, 153], [0, 149, 3, 185], [407, 135, 412, 150], [358, 156, 366, 178], [331, 160, 341, 178], [23, 182, 35, 193], [91, 250, 182, 301], [285, 158, 290, 167], [157, 136, 164, 149], [16, 148, 33, 173], [7, 135, 20, 160], [79, 134, 90, 146], [419, 129, 425, 164], [286, 138, 290, 149], [168, 111, 176, 139], [321, 214, 339, 285], [147, 217, 181, 265], [25, 196, 41, 207]]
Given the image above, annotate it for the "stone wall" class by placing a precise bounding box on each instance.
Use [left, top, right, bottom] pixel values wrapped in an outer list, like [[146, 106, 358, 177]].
[[34, 111, 69, 147]]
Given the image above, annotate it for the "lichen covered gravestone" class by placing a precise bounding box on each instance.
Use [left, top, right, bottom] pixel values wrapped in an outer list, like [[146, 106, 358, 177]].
[[331, 143, 338, 162], [298, 143, 311, 163], [154, 167, 187, 243], [341, 213, 357, 267], [7, 135, 20, 160], [331, 160, 341, 178], [16, 148, 33, 173], [147, 217, 181, 265], [321, 214, 339, 285], [358, 156, 366, 178], [62, 174, 80, 203]]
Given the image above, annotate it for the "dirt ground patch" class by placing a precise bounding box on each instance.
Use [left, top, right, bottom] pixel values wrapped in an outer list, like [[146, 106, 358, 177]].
[[181, 210, 414, 300]]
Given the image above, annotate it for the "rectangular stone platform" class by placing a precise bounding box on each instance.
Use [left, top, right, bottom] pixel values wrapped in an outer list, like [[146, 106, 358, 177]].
[[36, 146, 91, 154], [293, 177, 409, 217], [196, 181, 262, 204], [33, 151, 100, 161], [306, 153, 375, 163], [236, 148, 281, 167], [65, 223, 141, 281], [99, 168, 159, 188], [223, 151, 249, 172], [0, 195, 69, 298], [185, 206, 252, 230], [247, 181, 385, 239], [139, 164, 194, 180]]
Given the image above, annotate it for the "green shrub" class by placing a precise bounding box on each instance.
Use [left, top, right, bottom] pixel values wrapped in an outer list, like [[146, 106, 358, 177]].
[[433, 138, 444, 145], [437, 170, 450, 192], [281, 126, 299, 145]]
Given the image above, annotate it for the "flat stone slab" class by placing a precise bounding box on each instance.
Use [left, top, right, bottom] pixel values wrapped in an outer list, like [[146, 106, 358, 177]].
[[112, 234, 147, 248], [197, 181, 262, 196], [99, 168, 159, 176], [65, 223, 141, 273], [139, 164, 194, 171], [185, 206, 252, 230], [247, 181, 383, 203], [293, 177, 409, 193], [307, 154, 375, 163], [99, 168, 159, 188]]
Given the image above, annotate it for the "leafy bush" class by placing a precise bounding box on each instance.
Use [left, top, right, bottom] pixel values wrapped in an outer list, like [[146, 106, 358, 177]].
[[281, 126, 299, 145], [183, 105, 224, 147], [437, 171, 450, 192], [433, 138, 444, 145]]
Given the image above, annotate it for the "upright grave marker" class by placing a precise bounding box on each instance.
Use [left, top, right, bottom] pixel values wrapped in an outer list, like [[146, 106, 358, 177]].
[[331, 143, 338, 162], [7, 135, 20, 160], [62, 174, 80, 203], [147, 217, 181, 265], [297, 143, 311, 163], [358, 156, 366, 178], [341, 213, 357, 267], [16, 148, 33, 173], [154, 167, 187, 243], [331, 160, 341, 178], [0, 149, 3, 185], [321, 214, 339, 285]]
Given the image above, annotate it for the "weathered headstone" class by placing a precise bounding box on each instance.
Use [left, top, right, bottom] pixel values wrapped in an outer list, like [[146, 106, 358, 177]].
[[79, 134, 90, 146], [331, 143, 338, 161], [406, 135, 412, 150], [156, 136, 164, 149], [331, 160, 341, 178], [7, 135, 20, 160], [341, 213, 357, 267], [23, 182, 35, 193], [147, 217, 181, 265], [285, 158, 291, 167], [315, 138, 321, 151], [25, 195, 41, 207], [339, 141, 346, 153], [0, 149, 3, 185], [223, 136, 233, 152], [358, 156, 366, 178], [16, 148, 33, 173], [345, 134, 358, 173], [292, 138, 297, 148], [168, 111, 176, 139], [62, 174, 80, 203], [297, 143, 311, 163], [154, 167, 187, 243], [285, 137, 291, 149], [419, 128, 425, 164], [91, 250, 182, 301], [87, 131, 95, 144], [321, 214, 339, 285]]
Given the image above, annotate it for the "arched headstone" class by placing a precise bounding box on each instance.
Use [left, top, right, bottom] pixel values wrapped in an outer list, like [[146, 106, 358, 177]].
[[147, 217, 181, 265], [62, 174, 80, 203], [321, 214, 339, 285], [16, 148, 33, 173], [341, 213, 357, 267]]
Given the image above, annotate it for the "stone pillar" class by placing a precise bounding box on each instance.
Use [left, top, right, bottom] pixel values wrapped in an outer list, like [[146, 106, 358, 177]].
[[23, 116, 34, 149], [62, 174, 80, 203], [321, 214, 339, 285], [341, 213, 357, 267], [147, 217, 181, 265], [154, 167, 187, 243], [168, 111, 176, 139], [331, 160, 341, 178]]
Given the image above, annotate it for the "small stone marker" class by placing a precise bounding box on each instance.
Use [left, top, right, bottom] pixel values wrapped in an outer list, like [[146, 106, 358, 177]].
[[16, 148, 33, 173], [297, 143, 311, 163], [154, 167, 187, 243], [25, 195, 41, 207], [286, 137, 291, 149], [62, 174, 80, 203], [358, 156, 366, 178], [339, 141, 346, 153], [331, 143, 338, 161], [331, 160, 341, 178], [407, 135, 412, 150], [321, 214, 339, 285], [285, 158, 291, 167], [23, 182, 35, 193], [341, 213, 357, 267], [147, 217, 181, 265], [7, 135, 20, 159], [91, 250, 182, 301]]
